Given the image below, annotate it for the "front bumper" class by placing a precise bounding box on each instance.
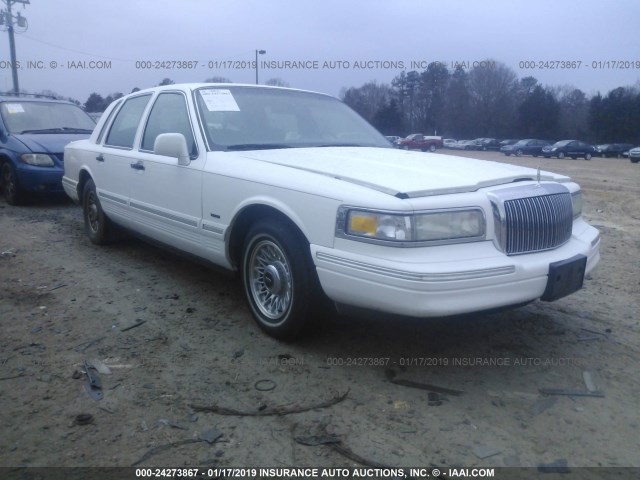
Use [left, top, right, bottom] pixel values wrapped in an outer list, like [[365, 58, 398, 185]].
[[15, 163, 64, 193], [313, 220, 600, 318]]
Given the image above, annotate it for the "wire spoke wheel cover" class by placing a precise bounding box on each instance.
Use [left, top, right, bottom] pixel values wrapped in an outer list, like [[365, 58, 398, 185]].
[[86, 190, 100, 234], [82, 179, 113, 245], [248, 239, 293, 324], [241, 219, 318, 339]]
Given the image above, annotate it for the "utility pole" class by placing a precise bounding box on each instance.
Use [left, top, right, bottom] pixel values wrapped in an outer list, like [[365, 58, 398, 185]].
[[255, 49, 266, 85], [1, 0, 30, 95]]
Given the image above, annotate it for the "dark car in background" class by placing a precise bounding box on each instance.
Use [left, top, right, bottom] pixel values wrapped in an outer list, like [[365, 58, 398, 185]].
[[476, 138, 502, 151], [542, 140, 595, 160], [499, 139, 519, 148], [629, 146, 640, 163], [501, 139, 551, 157], [595, 143, 635, 158], [0, 95, 95, 204]]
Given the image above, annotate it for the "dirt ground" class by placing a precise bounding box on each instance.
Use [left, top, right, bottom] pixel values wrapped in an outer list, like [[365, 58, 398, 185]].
[[0, 152, 639, 472]]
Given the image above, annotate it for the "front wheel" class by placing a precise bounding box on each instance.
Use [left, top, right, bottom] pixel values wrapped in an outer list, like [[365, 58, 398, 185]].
[[429, 144, 436, 152], [558, 152, 566, 159], [584, 153, 592, 160], [82, 179, 114, 244], [516, 149, 523, 157], [241, 219, 316, 339], [2, 163, 23, 205]]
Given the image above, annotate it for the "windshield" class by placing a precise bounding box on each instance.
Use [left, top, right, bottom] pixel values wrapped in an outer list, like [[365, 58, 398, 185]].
[[553, 140, 572, 147], [195, 87, 390, 151], [0, 101, 96, 134]]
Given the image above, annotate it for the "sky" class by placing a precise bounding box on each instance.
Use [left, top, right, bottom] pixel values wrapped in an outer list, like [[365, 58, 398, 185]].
[[1, 0, 639, 103]]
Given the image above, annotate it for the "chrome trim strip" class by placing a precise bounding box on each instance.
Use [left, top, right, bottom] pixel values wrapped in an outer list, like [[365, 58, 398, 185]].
[[202, 223, 224, 234], [61, 177, 77, 188], [316, 252, 515, 282], [130, 201, 199, 227], [98, 191, 128, 205]]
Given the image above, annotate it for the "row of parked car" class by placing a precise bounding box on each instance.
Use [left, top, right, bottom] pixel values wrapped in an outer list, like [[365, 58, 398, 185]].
[[385, 134, 640, 162]]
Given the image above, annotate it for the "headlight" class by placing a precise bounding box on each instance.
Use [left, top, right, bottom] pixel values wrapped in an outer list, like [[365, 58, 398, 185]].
[[571, 191, 583, 219], [21, 154, 54, 166], [415, 210, 484, 241], [340, 207, 485, 245], [347, 211, 411, 240]]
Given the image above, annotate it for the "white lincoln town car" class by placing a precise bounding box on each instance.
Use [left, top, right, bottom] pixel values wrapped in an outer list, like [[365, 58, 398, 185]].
[[63, 84, 600, 339]]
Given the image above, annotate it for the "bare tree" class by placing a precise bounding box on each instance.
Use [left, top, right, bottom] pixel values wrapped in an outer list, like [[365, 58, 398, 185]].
[[467, 60, 518, 137], [264, 78, 290, 87], [204, 76, 233, 83]]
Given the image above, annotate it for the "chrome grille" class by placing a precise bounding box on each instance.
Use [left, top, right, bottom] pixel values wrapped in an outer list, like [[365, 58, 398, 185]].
[[503, 192, 573, 255]]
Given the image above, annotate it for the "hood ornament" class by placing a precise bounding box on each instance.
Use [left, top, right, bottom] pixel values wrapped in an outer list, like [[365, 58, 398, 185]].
[[536, 166, 541, 186]]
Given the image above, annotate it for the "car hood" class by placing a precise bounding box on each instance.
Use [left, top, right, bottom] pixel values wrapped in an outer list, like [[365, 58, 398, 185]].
[[14, 133, 90, 154], [234, 147, 569, 198]]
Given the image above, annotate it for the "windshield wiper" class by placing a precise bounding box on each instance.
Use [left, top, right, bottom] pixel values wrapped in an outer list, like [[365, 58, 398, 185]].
[[225, 143, 293, 151], [19, 128, 65, 134], [60, 127, 94, 133], [18, 127, 93, 134]]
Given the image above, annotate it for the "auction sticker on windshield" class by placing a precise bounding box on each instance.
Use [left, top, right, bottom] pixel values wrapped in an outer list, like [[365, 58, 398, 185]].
[[5, 103, 25, 114], [200, 89, 240, 112]]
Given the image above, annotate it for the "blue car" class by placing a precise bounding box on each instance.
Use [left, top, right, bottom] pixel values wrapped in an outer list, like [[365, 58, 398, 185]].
[[0, 95, 95, 204]]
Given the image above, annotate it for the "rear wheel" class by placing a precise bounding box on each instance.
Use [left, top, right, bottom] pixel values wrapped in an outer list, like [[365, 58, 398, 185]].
[[241, 219, 317, 340], [82, 179, 114, 244], [584, 153, 592, 160], [516, 149, 523, 157], [2, 163, 23, 205], [429, 144, 436, 152]]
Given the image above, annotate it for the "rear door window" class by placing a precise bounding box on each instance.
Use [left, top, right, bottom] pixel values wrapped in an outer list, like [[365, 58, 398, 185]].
[[105, 95, 151, 149]]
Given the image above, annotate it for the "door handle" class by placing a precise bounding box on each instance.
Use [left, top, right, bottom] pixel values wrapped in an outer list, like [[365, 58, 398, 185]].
[[130, 161, 145, 171], [96, 154, 104, 162]]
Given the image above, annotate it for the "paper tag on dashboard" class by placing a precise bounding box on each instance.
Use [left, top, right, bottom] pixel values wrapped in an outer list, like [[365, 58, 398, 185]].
[[200, 89, 240, 112], [6, 103, 25, 114]]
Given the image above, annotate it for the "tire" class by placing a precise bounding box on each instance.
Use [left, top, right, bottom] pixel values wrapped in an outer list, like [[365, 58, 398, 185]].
[[241, 218, 317, 340], [504, 153, 511, 157], [516, 149, 523, 157], [557, 152, 565, 159], [584, 153, 592, 160], [429, 144, 436, 152], [82, 179, 113, 245], [2, 163, 23, 205], [631, 158, 639, 164]]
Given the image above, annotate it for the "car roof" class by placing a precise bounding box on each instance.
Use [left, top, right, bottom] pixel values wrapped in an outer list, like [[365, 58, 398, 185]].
[[129, 83, 333, 99], [0, 95, 79, 106]]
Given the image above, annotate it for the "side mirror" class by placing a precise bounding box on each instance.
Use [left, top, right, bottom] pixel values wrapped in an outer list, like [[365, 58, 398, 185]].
[[153, 133, 191, 166]]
